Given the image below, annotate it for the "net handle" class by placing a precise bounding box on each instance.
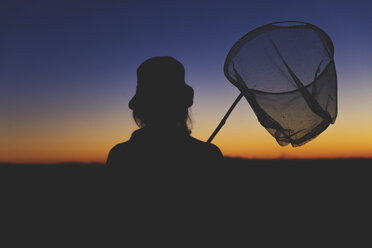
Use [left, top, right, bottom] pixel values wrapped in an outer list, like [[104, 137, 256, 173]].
[[207, 93, 244, 143]]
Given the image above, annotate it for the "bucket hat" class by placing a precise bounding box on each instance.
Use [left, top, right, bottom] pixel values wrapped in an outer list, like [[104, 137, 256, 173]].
[[129, 56, 194, 110]]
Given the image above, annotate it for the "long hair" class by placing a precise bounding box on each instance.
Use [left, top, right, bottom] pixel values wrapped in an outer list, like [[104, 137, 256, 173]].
[[132, 102, 192, 135]]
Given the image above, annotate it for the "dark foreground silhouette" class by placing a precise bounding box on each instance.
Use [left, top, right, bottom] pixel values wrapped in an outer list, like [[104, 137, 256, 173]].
[[1, 158, 370, 209], [1, 158, 370, 244], [1, 156, 370, 184]]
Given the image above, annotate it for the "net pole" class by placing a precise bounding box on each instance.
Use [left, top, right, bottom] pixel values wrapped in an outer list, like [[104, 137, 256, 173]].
[[207, 93, 244, 143]]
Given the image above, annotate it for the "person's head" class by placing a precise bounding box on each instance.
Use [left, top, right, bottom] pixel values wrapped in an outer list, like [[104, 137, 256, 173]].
[[129, 56, 194, 133]]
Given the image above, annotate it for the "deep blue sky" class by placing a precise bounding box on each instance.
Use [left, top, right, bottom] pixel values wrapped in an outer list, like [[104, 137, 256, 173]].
[[3, 0, 371, 97], [1, 0, 372, 161]]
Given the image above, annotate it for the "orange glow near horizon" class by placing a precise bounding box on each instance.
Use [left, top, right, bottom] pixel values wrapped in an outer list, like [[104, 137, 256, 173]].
[[1, 83, 371, 164]]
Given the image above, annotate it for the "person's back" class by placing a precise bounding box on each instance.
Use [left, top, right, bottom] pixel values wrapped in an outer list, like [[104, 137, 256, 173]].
[[106, 56, 223, 170], [107, 126, 222, 167]]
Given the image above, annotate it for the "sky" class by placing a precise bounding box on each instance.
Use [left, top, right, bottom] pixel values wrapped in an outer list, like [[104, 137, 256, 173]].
[[1, 0, 372, 163]]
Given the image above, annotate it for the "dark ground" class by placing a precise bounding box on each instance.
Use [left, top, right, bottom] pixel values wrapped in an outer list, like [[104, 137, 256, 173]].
[[1, 158, 370, 196], [1, 157, 371, 167], [1, 158, 371, 244]]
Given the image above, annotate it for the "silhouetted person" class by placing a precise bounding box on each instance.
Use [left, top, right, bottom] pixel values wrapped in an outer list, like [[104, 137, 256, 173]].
[[106, 56, 223, 168]]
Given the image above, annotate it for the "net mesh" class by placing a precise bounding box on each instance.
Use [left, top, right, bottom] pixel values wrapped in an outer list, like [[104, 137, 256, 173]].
[[225, 22, 337, 146]]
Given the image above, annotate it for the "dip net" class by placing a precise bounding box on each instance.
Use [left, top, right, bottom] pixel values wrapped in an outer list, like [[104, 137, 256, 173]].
[[224, 21, 337, 146]]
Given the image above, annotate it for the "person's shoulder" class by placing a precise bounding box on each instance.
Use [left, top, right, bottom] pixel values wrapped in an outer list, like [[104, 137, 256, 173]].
[[188, 136, 223, 158], [109, 141, 131, 153], [106, 141, 133, 166]]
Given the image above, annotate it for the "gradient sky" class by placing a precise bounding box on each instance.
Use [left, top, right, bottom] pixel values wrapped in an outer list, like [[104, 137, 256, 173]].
[[1, 0, 372, 163]]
